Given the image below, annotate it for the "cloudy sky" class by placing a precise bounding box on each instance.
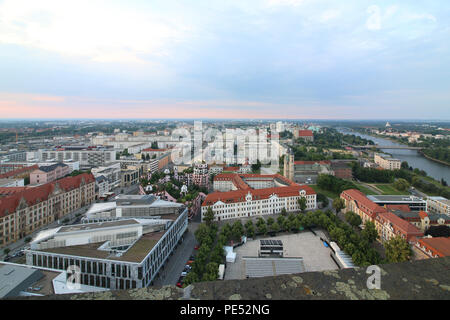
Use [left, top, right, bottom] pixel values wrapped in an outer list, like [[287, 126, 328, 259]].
[[0, 0, 449, 119]]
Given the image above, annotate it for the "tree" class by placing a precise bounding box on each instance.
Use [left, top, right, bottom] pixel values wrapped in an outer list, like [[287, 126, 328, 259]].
[[401, 161, 409, 170], [203, 207, 215, 226], [332, 198, 345, 213], [245, 220, 255, 238], [195, 223, 211, 245], [266, 217, 274, 226], [183, 271, 199, 286], [292, 217, 302, 232], [280, 207, 287, 216], [277, 216, 286, 230], [288, 213, 296, 222], [298, 197, 307, 212], [345, 211, 362, 229], [257, 221, 267, 235], [384, 236, 412, 263], [393, 178, 409, 191], [251, 159, 262, 172], [361, 221, 378, 243], [231, 221, 244, 241], [270, 222, 280, 234], [4, 248, 10, 256], [221, 223, 232, 239], [202, 262, 219, 281], [316, 193, 329, 207]]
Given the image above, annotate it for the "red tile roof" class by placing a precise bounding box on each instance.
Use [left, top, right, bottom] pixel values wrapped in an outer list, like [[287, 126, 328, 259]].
[[205, 173, 313, 206], [298, 130, 313, 137], [294, 160, 331, 165], [385, 204, 411, 212], [0, 164, 38, 179], [418, 211, 428, 219], [376, 210, 423, 239], [341, 189, 387, 219], [417, 237, 450, 257], [0, 173, 95, 218], [142, 148, 168, 152], [0, 187, 29, 197], [202, 185, 316, 206], [223, 166, 239, 171]]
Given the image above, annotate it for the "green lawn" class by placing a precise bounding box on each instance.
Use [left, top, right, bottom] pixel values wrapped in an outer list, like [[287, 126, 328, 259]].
[[374, 184, 408, 195], [309, 185, 340, 199], [353, 183, 376, 195]]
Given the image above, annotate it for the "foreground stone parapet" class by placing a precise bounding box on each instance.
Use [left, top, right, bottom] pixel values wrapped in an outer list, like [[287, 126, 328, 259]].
[[18, 257, 450, 300]]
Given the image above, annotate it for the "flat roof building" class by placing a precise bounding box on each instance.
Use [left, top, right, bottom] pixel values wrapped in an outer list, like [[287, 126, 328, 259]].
[[24, 204, 188, 291], [367, 195, 427, 212]]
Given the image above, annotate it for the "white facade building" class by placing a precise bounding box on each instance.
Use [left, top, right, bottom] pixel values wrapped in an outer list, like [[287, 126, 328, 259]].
[[202, 173, 316, 222]]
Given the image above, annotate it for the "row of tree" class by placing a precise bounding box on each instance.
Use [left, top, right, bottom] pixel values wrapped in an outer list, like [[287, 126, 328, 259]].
[[184, 222, 225, 285]]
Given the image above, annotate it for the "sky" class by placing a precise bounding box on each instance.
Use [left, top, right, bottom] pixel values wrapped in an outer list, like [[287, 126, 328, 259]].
[[0, 0, 449, 120]]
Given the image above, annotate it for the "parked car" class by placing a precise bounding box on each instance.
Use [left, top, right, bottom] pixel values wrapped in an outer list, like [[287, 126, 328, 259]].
[[189, 255, 195, 260], [194, 245, 199, 250], [186, 260, 194, 265], [183, 265, 191, 272]]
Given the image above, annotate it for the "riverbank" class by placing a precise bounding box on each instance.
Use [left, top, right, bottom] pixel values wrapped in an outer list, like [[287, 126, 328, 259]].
[[353, 129, 449, 167], [337, 127, 450, 183], [419, 150, 450, 167]]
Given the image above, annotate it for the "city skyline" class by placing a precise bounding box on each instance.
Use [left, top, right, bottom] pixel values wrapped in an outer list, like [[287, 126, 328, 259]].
[[1, 0, 450, 119]]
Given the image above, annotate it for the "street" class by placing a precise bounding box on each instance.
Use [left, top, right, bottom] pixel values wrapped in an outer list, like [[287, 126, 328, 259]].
[[152, 224, 198, 287]]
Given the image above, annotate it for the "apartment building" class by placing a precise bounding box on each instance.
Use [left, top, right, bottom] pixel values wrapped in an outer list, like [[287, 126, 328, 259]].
[[374, 210, 423, 243], [0, 173, 96, 246], [38, 147, 115, 169], [0, 165, 39, 180], [374, 153, 401, 170], [426, 196, 450, 216], [141, 148, 170, 159], [202, 173, 316, 222], [121, 166, 140, 187], [188, 163, 209, 188], [91, 162, 121, 189], [340, 189, 424, 244], [387, 208, 450, 232], [30, 163, 71, 185]]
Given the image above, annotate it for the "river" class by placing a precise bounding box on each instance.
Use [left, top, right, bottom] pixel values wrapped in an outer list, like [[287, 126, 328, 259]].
[[337, 128, 450, 183]]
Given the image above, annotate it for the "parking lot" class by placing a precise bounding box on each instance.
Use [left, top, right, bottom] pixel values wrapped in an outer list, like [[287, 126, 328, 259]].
[[224, 230, 339, 280]]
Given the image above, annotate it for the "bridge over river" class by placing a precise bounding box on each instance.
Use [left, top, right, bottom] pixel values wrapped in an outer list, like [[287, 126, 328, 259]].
[[348, 144, 423, 150]]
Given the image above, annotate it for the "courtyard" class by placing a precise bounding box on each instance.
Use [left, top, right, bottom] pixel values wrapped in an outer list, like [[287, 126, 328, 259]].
[[224, 229, 339, 280]]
